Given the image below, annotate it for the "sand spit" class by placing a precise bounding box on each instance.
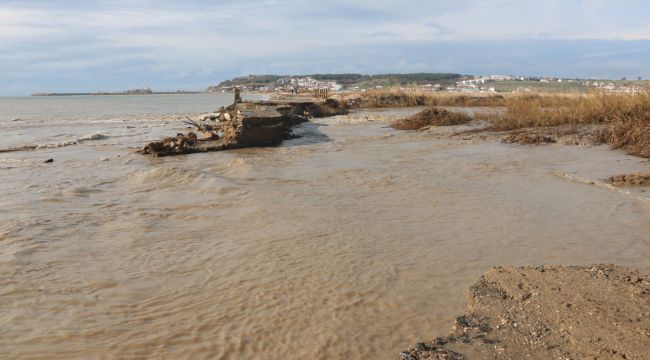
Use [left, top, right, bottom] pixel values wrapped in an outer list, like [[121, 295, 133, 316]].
[[398, 264, 650, 360]]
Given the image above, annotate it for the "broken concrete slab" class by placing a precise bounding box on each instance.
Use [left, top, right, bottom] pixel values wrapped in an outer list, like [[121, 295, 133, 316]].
[[140, 99, 346, 157]]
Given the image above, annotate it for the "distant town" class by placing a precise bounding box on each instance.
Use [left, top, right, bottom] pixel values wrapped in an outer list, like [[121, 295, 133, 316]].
[[208, 73, 648, 94], [32, 73, 648, 96]]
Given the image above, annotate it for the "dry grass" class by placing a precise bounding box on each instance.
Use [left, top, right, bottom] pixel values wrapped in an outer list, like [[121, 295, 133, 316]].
[[348, 89, 650, 157], [483, 93, 650, 130], [342, 89, 507, 108], [607, 116, 650, 157], [479, 92, 650, 157], [392, 107, 473, 130]]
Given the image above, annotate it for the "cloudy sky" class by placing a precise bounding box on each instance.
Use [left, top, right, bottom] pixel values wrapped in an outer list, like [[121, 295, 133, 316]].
[[1, 0, 649, 95]]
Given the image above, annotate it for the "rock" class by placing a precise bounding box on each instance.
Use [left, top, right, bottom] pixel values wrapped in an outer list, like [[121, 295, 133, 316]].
[[202, 131, 217, 140], [199, 113, 219, 121], [44, 158, 54, 163]]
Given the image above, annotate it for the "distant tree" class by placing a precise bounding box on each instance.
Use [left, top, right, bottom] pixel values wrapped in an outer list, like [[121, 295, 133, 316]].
[[621, 77, 627, 81], [639, 76, 643, 81]]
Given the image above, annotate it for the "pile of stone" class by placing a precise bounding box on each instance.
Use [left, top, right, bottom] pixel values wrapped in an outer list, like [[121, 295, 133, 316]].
[[141, 132, 199, 155], [607, 173, 650, 186]]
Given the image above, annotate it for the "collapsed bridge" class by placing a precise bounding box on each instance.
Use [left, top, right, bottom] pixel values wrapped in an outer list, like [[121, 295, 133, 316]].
[[140, 95, 346, 157]]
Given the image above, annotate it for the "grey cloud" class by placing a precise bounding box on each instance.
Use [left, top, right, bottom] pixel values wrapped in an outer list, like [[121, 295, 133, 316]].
[[1, 1, 649, 94]]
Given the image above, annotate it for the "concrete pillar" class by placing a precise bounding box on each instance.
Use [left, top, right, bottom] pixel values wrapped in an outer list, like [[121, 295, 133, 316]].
[[234, 88, 242, 104]]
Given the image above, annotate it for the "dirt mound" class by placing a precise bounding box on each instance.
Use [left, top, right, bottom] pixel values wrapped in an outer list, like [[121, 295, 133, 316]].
[[501, 133, 557, 144], [392, 107, 473, 130], [398, 264, 650, 360], [607, 173, 650, 186]]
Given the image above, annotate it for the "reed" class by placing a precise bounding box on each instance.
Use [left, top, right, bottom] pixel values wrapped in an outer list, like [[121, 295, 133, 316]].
[[481, 92, 650, 157], [351, 89, 650, 157], [607, 115, 650, 157], [484, 93, 648, 129], [342, 89, 507, 108]]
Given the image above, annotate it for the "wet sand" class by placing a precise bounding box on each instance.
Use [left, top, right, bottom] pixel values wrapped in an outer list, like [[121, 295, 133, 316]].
[[1, 107, 649, 359]]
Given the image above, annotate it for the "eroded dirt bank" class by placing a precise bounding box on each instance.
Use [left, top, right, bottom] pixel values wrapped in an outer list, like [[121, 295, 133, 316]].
[[398, 264, 650, 360]]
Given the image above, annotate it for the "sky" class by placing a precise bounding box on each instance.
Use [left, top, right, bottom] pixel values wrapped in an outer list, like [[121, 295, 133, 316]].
[[1, 0, 649, 95]]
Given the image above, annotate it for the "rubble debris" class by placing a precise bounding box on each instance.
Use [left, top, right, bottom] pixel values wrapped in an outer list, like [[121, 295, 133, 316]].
[[606, 173, 650, 186], [140, 99, 346, 157], [501, 133, 557, 144]]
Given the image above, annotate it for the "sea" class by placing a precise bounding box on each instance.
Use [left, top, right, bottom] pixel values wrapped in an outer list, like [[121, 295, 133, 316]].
[[1, 94, 649, 359]]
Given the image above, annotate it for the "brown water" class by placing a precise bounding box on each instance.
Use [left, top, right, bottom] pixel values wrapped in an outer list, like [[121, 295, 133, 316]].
[[1, 103, 649, 359]]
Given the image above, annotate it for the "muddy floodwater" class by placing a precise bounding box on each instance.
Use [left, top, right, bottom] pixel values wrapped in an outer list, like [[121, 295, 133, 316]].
[[1, 96, 649, 359]]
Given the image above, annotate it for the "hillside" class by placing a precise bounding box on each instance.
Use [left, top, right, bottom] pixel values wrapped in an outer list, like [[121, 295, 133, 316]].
[[208, 73, 464, 91]]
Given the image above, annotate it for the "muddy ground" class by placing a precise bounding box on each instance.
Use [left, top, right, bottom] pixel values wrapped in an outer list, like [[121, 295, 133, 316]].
[[398, 264, 650, 360]]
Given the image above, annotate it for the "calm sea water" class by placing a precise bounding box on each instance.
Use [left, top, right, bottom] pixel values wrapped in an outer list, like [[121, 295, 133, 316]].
[[1, 95, 649, 359], [0, 93, 241, 122], [0, 93, 260, 150]]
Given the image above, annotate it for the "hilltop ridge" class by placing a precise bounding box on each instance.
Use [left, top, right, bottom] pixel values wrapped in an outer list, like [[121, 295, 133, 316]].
[[207, 73, 465, 92]]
